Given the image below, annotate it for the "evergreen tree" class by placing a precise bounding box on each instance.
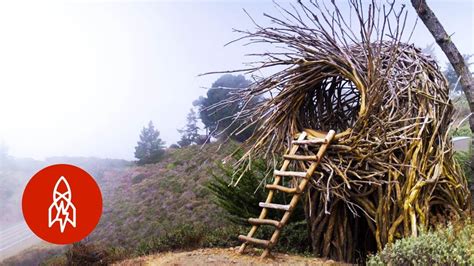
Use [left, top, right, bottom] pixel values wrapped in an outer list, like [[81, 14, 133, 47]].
[[177, 109, 200, 147], [134, 121, 166, 165]]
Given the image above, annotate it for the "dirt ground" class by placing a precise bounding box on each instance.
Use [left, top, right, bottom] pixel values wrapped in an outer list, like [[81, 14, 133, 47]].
[[115, 247, 345, 266]]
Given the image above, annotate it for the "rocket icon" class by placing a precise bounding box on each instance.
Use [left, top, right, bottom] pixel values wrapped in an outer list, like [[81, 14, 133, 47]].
[[48, 176, 76, 233]]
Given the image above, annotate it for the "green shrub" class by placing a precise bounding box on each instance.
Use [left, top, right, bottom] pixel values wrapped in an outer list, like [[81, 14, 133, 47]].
[[166, 163, 176, 170], [40, 254, 67, 265], [131, 173, 147, 184], [454, 150, 472, 183], [63, 242, 128, 265], [452, 123, 472, 137], [135, 223, 241, 256], [367, 221, 474, 265], [65, 243, 109, 265], [202, 227, 242, 248]]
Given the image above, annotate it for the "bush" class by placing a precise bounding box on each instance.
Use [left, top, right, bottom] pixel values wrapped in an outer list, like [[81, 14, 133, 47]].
[[454, 150, 472, 183], [452, 123, 472, 137], [64, 242, 128, 265], [65, 243, 109, 265], [135, 223, 242, 256], [367, 221, 474, 265], [131, 173, 147, 184]]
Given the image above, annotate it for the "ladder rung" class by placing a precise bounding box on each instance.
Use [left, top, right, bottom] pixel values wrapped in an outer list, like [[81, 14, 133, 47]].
[[238, 235, 270, 247], [292, 138, 327, 145], [283, 154, 319, 161], [259, 202, 291, 211], [248, 218, 281, 228], [274, 170, 307, 178], [266, 184, 301, 194]]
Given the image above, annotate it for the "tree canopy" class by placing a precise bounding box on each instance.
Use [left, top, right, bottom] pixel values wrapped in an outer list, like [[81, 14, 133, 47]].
[[193, 74, 258, 142]]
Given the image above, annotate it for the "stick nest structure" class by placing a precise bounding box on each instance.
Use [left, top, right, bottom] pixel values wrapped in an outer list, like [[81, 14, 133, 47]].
[[211, 0, 471, 262]]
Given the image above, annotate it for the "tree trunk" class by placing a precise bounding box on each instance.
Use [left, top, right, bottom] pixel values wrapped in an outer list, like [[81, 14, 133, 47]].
[[411, 0, 474, 207]]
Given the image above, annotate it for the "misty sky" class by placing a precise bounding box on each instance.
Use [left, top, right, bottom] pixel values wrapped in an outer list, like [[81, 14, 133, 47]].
[[0, 0, 472, 160]]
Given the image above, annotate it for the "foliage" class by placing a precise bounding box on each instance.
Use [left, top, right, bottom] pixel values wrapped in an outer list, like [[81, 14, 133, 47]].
[[452, 124, 472, 138], [64, 242, 127, 265], [136, 224, 204, 254], [134, 121, 166, 165], [177, 109, 200, 147], [65, 243, 108, 265], [452, 93, 471, 125], [193, 74, 258, 142], [86, 142, 240, 254], [169, 144, 180, 149], [206, 154, 311, 253], [367, 221, 474, 265], [131, 173, 147, 184], [454, 150, 472, 183], [135, 223, 241, 256]]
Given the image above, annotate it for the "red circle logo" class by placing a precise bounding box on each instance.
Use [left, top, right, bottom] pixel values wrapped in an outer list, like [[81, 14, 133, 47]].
[[22, 164, 102, 244]]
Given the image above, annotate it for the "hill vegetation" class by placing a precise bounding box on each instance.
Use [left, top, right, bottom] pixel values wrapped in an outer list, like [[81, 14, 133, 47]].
[[3, 142, 242, 265]]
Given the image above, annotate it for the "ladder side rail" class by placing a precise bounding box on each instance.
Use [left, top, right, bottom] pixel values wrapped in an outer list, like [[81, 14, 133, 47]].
[[238, 132, 307, 254], [260, 130, 336, 258]]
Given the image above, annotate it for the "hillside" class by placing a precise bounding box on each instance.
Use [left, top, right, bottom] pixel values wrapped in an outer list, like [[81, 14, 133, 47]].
[[0, 157, 129, 228], [89, 142, 240, 250], [2, 142, 243, 265]]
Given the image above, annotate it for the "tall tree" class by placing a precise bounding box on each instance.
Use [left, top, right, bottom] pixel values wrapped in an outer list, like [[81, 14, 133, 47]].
[[411, 0, 474, 201], [194, 74, 257, 142], [177, 109, 200, 147], [134, 121, 166, 165]]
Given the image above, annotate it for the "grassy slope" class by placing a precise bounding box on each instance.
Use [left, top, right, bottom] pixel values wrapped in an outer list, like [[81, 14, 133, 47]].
[[2, 142, 241, 265], [88, 142, 240, 250]]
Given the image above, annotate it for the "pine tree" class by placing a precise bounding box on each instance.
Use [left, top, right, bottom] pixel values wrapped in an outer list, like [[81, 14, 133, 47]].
[[134, 121, 166, 165], [177, 109, 200, 147]]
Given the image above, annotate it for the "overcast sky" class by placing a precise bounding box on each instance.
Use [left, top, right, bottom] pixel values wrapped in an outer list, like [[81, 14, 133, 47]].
[[0, 0, 472, 160]]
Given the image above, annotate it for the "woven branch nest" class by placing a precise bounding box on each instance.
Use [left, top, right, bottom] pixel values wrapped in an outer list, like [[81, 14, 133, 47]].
[[215, 1, 471, 262]]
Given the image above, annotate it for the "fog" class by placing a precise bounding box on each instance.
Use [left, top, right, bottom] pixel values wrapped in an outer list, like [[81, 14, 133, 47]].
[[0, 0, 472, 160]]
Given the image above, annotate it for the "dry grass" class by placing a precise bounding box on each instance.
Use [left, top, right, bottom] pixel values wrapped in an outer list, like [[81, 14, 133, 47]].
[[115, 247, 345, 266]]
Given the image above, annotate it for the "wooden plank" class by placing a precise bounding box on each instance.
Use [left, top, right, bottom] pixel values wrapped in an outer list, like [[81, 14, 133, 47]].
[[248, 218, 281, 228], [274, 170, 307, 178], [283, 154, 319, 161], [238, 235, 270, 247], [265, 184, 301, 194], [259, 202, 291, 211], [292, 138, 327, 145]]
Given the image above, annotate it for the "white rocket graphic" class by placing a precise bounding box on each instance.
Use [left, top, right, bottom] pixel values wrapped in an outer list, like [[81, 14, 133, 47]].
[[48, 176, 76, 233]]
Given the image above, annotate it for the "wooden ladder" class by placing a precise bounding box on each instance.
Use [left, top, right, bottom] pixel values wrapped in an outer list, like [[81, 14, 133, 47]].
[[237, 130, 336, 258]]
